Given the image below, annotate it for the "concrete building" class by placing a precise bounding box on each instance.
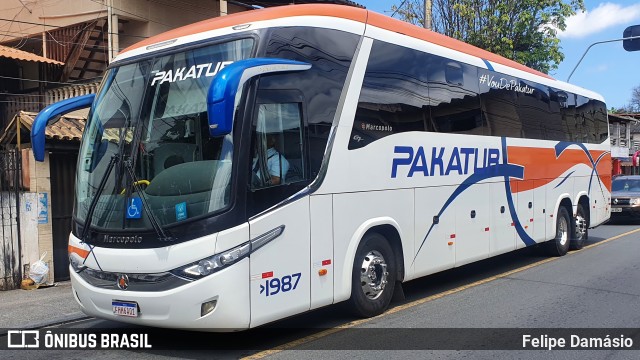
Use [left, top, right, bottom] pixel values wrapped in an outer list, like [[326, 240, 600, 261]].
[[610, 113, 640, 174]]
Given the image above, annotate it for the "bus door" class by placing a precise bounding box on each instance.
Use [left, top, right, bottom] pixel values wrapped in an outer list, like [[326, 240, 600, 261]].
[[247, 90, 311, 327]]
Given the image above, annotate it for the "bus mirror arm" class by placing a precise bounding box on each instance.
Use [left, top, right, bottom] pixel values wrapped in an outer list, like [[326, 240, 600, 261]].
[[32, 94, 95, 162], [206, 58, 311, 137]]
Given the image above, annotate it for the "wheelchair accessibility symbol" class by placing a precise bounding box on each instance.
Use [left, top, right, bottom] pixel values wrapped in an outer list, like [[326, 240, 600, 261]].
[[126, 197, 142, 219]]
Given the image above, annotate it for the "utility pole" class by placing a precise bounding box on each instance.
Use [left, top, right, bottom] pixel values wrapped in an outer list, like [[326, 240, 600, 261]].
[[567, 33, 640, 82], [424, 0, 432, 29], [220, 0, 228, 16], [107, 0, 119, 62]]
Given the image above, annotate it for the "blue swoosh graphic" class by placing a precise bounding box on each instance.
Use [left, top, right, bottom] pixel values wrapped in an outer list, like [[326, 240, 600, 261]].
[[554, 141, 609, 195], [589, 151, 609, 194], [554, 171, 575, 189], [413, 139, 609, 262], [500, 137, 537, 247], [413, 156, 525, 260]]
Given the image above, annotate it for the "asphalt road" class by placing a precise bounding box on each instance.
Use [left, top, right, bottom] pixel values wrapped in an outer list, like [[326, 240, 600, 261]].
[[4, 222, 640, 359]]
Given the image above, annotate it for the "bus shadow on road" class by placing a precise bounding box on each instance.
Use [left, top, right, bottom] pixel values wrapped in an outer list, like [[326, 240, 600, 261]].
[[62, 229, 634, 359]]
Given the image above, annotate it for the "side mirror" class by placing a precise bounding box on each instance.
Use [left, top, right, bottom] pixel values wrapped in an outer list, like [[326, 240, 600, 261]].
[[623, 25, 640, 52], [206, 58, 311, 137], [32, 94, 95, 162]]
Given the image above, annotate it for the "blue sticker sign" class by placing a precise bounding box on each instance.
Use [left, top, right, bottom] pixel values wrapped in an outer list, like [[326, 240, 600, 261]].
[[175, 202, 187, 221], [38, 192, 48, 224], [126, 197, 142, 219]]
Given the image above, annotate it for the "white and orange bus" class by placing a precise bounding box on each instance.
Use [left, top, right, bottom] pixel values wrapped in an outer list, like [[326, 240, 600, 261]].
[[32, 4, 611, 330]]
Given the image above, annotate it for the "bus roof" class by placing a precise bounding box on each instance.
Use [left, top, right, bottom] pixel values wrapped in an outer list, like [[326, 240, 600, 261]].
[[120, 4, 553, 80]]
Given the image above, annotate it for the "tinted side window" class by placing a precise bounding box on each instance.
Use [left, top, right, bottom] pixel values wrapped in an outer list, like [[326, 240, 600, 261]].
[[517, 79, 550, 139], [349, 41, 428, 149], [428, 58, 485, 136], [548, 89, 568, 141], [263, 27, 359, 175], [247, 27, 358, 216], [479, 70, 522, 138], [250, 101, 305, 190], [349, 40, 607, 145], [576, 95, 596, 143], [561, 92, 580, 141], [349, 41, 485, 149], [593, 100, 609, 142]]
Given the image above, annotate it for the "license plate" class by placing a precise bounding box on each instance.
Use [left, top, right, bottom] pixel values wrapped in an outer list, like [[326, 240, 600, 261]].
[[112, 301, 138, 317], [612, 208, 622, 213]]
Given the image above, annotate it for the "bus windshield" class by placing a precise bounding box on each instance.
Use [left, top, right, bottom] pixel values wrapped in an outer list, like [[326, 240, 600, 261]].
[[75, 38, 254, 232]]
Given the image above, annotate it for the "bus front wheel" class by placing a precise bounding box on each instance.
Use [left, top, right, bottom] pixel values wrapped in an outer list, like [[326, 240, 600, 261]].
[[348, 232, 396, 318], [546, 206, 572, 256]]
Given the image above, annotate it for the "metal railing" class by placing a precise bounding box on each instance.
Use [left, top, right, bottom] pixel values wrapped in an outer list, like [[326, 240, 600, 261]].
[[0, 149, 22, 290], [2, 81, 99, 125]]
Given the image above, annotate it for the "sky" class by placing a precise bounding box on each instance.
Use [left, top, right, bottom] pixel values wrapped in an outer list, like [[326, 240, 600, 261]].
[[359, 0, 640, 110]]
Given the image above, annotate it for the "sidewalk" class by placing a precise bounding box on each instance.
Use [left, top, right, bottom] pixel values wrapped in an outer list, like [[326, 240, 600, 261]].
[[0, 281, 89, 330]]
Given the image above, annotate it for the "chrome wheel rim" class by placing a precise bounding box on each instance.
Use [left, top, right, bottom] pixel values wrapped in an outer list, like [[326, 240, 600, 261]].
[[575, 214, 587, 240], [558, 216, 568, 246], [360, 250, 389, 300]]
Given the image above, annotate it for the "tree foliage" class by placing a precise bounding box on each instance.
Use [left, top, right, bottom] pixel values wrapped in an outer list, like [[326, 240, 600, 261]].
[[391, 0, 585, 74], [631, 85, 640, 112]]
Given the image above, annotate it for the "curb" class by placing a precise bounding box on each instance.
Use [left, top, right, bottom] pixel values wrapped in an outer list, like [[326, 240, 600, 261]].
[[22, 313, 92, 329], [1, 313, 92, 335]]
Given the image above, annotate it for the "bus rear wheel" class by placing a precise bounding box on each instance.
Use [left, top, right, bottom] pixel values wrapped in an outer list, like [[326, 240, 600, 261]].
[[570, 204, 588, 250], [348, 232, 396, 318], [546, 206, 571, 256]]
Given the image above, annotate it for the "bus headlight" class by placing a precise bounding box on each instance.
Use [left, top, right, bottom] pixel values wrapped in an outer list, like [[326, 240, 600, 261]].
[[69, 254, 87, 272], [171, 241, 250, 280]]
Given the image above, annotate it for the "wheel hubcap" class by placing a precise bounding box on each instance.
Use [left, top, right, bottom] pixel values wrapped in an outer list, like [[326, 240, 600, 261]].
[[360, 250, 389, 300], [575, 215, 587, 240], [558, 217, 568, 246]]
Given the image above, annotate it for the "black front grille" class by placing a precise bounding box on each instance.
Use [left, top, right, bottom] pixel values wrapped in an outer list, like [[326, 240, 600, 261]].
[[613, 198, 631, 205]]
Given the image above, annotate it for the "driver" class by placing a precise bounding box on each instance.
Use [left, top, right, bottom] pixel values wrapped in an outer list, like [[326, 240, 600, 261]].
[[253, 133, 289, 186]]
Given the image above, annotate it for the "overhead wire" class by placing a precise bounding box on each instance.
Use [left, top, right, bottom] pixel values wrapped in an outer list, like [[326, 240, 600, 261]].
[[0, 75, 100, 85], [146, 0, 227, 16], [0, 0, 239, 84], [1, 0, 234, 47], [0, 93, 47, 97], [0, 100, 49, 104], [84, 0, 174, 29], [0, 32, 111, 49], [0, 19, 149, 40], [391, 0, 410, 18], [0, 7, 26, 42]]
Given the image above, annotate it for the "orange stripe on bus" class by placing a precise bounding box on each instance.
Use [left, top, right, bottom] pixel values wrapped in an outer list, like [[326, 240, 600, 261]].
[[366, 12, 553, 80], [120, 4, 554, 81], [507, 147, 611, 193], [68, 245, 90, 259], [122, 5, 367, 53]]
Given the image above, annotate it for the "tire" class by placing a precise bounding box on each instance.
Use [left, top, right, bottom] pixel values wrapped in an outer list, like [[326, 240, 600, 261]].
[[570, 203, 588, 250], [347, 232, 396, 318], [546, 206, 572, 256]]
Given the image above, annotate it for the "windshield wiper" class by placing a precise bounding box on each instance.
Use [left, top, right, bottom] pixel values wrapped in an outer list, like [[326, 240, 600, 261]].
[[80, 154, 118, 243], [75, 154, 118, 274], [123, 159, 173, 242]]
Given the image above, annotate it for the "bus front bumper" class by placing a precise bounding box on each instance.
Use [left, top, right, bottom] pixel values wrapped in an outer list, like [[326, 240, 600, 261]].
[[70, 258, 250, 331]]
